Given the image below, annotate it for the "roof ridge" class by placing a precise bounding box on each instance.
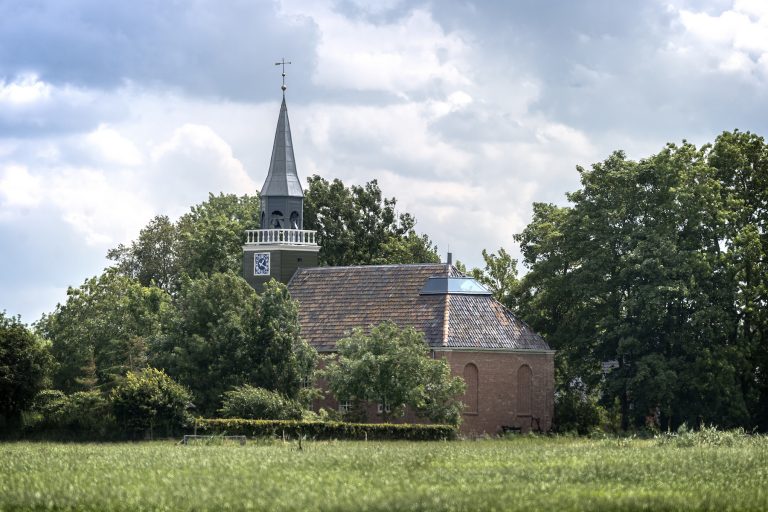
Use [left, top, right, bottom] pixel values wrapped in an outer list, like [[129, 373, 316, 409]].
[[442, 294, 450, 347], [301, 263, 446, 271]]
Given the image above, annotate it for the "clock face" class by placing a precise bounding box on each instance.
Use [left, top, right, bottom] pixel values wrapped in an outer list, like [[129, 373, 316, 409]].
[[253, 253, 270, 276]]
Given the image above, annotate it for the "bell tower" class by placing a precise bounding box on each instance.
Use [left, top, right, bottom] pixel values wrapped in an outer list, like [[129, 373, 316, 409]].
[[242, 61, 319, 292]]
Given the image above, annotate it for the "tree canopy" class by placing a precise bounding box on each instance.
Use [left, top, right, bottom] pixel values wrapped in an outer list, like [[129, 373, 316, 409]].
[[324, 321, 465, 424], [512, 131, 768, 431], [0, 312, 53, 424], [37, 270, 171, 393], [303, 176, 440, 266], [151, 275, 315, 415], [108, 193, 260, 291]]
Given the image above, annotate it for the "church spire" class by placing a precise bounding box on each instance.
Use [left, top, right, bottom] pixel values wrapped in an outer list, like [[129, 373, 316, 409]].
[[242, 60, 319, 293], [259, 60, 304, 230], [260, 96, 303, 198]]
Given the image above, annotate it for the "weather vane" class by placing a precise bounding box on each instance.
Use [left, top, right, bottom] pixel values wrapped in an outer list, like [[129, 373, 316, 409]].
[[275, 58, 292, 93]]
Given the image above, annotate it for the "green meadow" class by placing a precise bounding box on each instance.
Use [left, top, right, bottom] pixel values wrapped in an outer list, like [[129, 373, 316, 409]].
[[1, 436, 767, 511]]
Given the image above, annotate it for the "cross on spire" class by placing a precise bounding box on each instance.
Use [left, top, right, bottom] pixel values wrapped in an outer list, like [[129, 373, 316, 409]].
[[275, 58, 292, 93]]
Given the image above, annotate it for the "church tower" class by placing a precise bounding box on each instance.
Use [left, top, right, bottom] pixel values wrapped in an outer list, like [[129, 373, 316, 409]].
[[242, 64, 319, 292]]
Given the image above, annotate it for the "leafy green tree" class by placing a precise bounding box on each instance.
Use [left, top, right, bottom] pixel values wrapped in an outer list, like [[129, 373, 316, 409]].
[[249, 280, 317, 399], [464, 248, 520, 310], [324, 321, 465, 424], [28, 389, 113, 436], [151, 272, 261, 414], [111, 367, 192, 438], [514, 138, 760, 430], [107, 215, 178, 293], [554, 381, 603, 435], [175, 193, 260, 277], [304, 176, 439, 266], [0, 312, 53, 425], [152, 275, 315, 414], [219, 385, 303, 420], [708, 130, 768, 429], [107, 194, 260, 291], [37, 269, 171, 393]]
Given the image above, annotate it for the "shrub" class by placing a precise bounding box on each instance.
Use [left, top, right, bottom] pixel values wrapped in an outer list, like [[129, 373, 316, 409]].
[[655, 423, 757, 447], [26, 389, 114, 436], [112, 367, 192, 439], [195, 418, 457, 441], [219, 385, 303, 420], [554, 384, 603, 435]]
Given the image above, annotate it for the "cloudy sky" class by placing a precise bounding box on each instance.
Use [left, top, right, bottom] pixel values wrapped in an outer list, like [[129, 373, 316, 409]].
[[1, 0, 767, 323]]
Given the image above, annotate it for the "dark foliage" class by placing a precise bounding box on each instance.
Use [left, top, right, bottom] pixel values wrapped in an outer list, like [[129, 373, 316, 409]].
[[195, 418, 458, 440]]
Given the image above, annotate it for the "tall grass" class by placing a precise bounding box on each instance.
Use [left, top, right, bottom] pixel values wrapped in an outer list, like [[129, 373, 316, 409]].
[[1, 436, 766, 511]]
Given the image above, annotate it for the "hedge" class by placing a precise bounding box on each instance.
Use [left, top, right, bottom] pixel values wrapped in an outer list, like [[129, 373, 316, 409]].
[[193, 418, 457, 441]]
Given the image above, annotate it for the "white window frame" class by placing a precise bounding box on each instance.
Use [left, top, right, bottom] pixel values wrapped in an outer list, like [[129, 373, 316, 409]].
[[338, 400, 352, 413], [377, 402, 392, 414]]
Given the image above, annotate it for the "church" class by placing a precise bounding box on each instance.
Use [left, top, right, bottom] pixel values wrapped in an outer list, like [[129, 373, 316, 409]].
[[241, 83, 554, 435]]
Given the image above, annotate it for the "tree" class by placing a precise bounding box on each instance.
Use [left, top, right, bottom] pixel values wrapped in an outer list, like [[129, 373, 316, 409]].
[[107, 215, 178, 293], [249, 280, 316, 400], [28, 389, 113, 436], [464, 248, 520, 310], [324, 321, 465, 424], [107, 194, 260, 291], [304, 176, 439, 266], [152, 275, 316, 414], [111, 367, 192, 438], [0, 312, 53, 425], [175, 193, 260, 277], [514, 137, 760, 430], [708, 130, 768, 430], [37, 269, 171, 393], [150, 272, 261, 414]]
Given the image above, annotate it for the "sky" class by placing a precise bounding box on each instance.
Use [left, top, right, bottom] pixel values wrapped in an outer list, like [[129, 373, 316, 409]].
[[1, 0, 768, 324]]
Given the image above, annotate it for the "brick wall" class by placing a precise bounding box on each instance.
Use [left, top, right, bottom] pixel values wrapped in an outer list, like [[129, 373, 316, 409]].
[[439, 350, 554, 435], [312, 350, 554, 436]]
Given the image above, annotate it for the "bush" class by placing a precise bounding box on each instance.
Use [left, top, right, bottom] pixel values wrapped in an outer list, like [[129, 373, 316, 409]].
[[195, 418, 457, 441], [219, 385, 303, 420], [25, 389, 114, 436], [554, 384, 604, 435], [655, 423, 757, 447], [112, 368, 192, 439]]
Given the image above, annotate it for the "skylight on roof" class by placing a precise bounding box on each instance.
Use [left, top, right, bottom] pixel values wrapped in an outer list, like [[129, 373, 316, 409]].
[[420, 277, 491, 296]]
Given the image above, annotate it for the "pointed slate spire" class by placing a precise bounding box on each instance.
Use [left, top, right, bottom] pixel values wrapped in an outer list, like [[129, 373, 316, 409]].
[[261, 97, 303, 197]]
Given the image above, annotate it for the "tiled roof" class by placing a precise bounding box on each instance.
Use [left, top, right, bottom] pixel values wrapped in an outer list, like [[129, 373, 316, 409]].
[[287, 264, 550, 351]]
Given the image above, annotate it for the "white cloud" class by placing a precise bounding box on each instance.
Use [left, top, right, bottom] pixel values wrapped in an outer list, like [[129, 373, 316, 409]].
[[281, 2, 470, 95], [677, 0, 768, 79], [86, 124, 144, 167], [0, 74, 51, 105], [0, 165, 42, 209], [300, 100, 473, 179], [148, 124, 257, 216], [1, 121, 257, 248], [47, 167, 150, 246]]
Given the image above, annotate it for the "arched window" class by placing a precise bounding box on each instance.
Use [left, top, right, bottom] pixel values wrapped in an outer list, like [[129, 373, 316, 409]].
[[290, 211, 300, 229], [271, 210, 284, 229], [463, 363, 479, 414], [517, 365, 532, 416]]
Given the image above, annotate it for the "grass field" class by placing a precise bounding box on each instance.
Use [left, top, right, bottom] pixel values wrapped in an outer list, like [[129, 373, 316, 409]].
[[1, 435, 767, 511]]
